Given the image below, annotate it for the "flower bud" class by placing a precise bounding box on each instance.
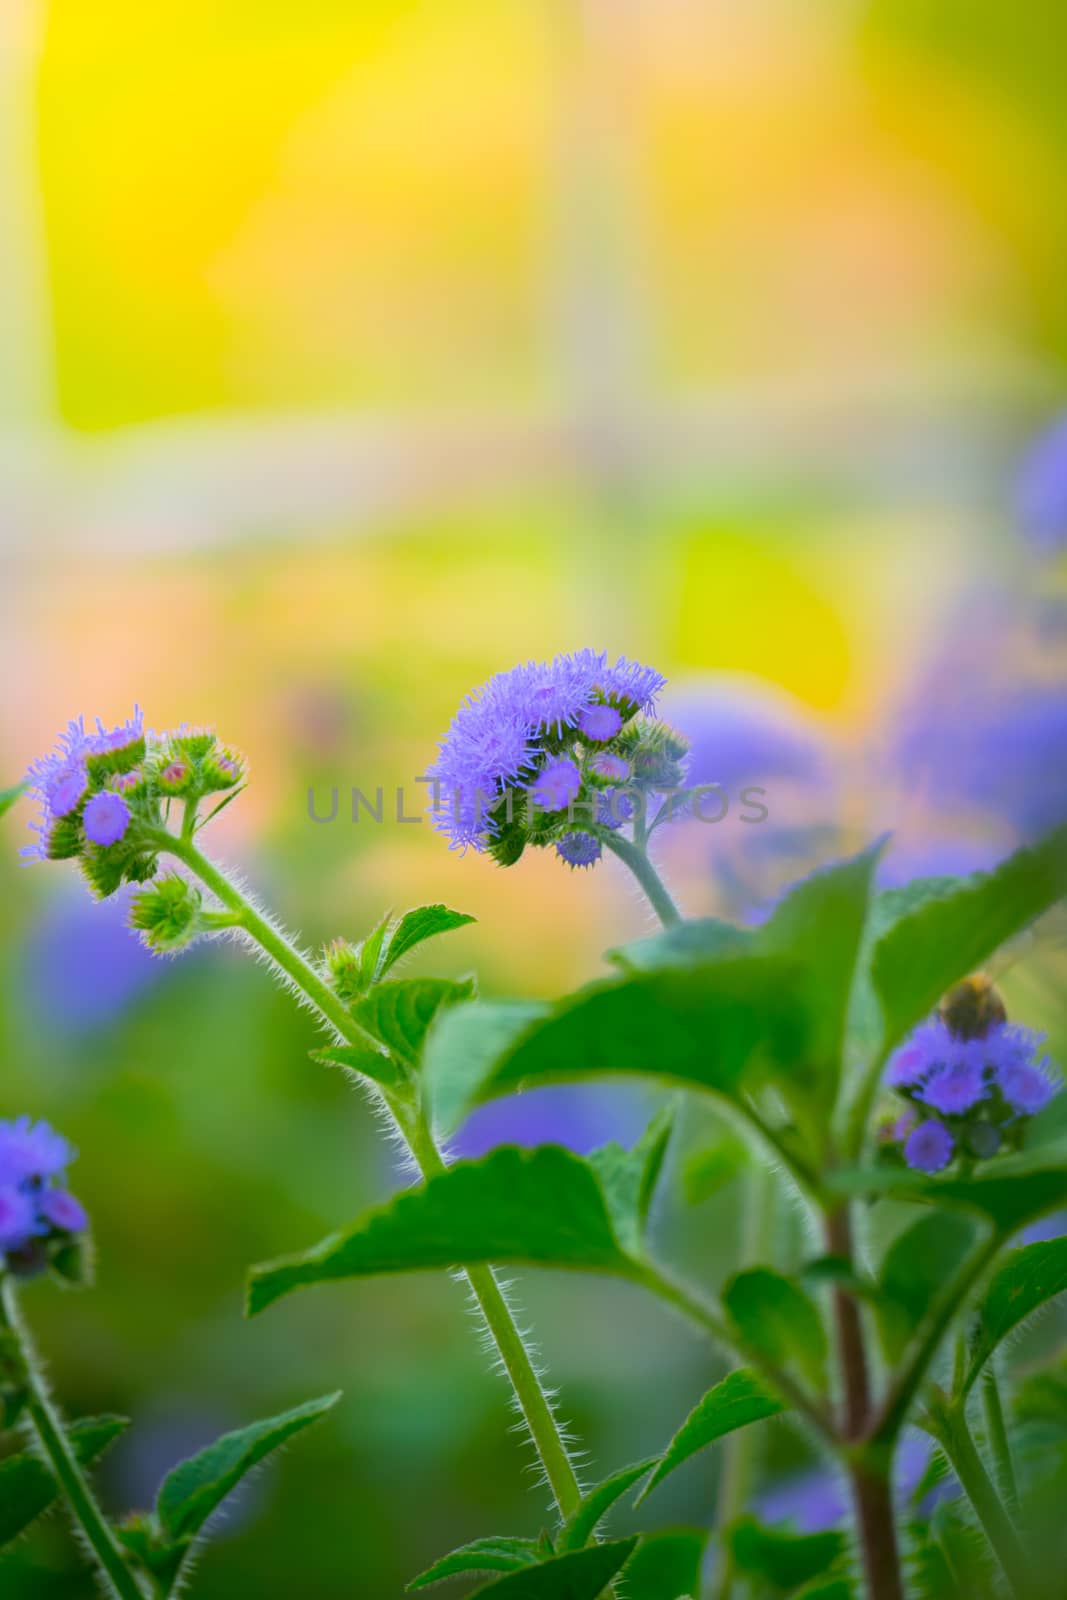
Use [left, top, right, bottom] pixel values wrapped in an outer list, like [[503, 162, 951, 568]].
[[130, 875, 204, 953]]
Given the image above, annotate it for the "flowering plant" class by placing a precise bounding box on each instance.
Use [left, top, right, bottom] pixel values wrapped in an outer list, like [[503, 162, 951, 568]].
[[5, 660, 1067, 1600]]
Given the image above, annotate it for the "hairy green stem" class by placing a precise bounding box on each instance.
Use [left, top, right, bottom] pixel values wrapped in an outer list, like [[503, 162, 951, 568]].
[[0, 1280, 146, 1600], [714, 1163, 776, 1600], [934, 1402, 1031, 1598], [601, 832, 682, 926], [980, 1364, 1019, 1516], [159, 833, 584, 1519]]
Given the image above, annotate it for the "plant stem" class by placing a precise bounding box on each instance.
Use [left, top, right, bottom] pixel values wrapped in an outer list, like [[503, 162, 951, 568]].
[[0, 1280, 146, 1600], [980, 1364, 1019, 1516], [824, 1207, 905, 1600], [600, 832, 682, 926], [848, 1458, 904, 1600], [160, 833, 584, 1520], [714, 1162, 775, 1600], [934, 1401, 1031, 1598]]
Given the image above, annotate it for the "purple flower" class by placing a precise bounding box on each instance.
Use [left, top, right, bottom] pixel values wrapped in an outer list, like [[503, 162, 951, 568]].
[[0, 1117, 75, 1184], [0, 1186, 40, 1252], [24, 709, 144, 861], [1017, 413, 1067, 552], [921, 1047, 988, 1115], [24, 884, 161, 1036], [83, 792, 132, 847], [37, 1188, 89, 1234], [999, 1060, 1059, 1115], [529, 758, 582, 814], [556, 832, 602, 868], [905, 1120, 955, 1173], [427, 651, 664, 848], [596, 790, 635, 831], [886, 1018, 952, 1090], [578, 704, 623, 742]]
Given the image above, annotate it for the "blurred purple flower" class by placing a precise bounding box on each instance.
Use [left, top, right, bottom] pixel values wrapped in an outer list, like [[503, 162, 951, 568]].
[[1017, 413, 1067, 551], [905, 1121, 955, 1173], [755, 1434, 949, 1535], [0, 1116, 75, 1183], [662, 677, 830, 790], [451, 1085, 649, 1160], [23, 884, 162, 1035], [921, 1050, 988, 1115], [892, 685, 1067, 842], [877, 833, 1007, 890], [886, 1018, 952, 1090], [578, 705, 623, 742], [0, 1185, 40, 1251]]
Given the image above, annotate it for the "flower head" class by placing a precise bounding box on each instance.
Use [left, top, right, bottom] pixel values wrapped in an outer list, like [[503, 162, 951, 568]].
[[999, 1058, 1059, 1115], [920, 1045, 988, 1115], [1017, 412, 1067, 552], [83, 792, 132, 847], [529, 758, 582, 814], [905, 1120, 955, 1174], [0, 1116, 88, 1267], [0, 1186, 40, 1252], [885, 1018, 952, 1090], [0, 1117, 75, 1184], [578, 704, 623, 742], [428, 650, 667, 856], [556, 832, 602, 868]]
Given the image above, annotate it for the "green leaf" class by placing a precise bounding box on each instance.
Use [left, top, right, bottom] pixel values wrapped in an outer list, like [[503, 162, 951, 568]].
[[314, 1039, 405, 1091], [439, 958, 809, 1130], [964, 1239, 1067, 1393], [355, 911, 394, 992], [248, 1146, 644, 1316], [378, 905, 476, 980], [877, 1213, 978, 1362], [827, 1160, 1067, 1235], [724, 1269, 828, 1391], [427, 1000, 549, 1135], [408, 1536, 542, 1588], [637, 1368, 785, 1504], [558, 1458, 657, 1552], [350, 977, 476, 1068], [0, 1416, 129, 1547], [791, 1579, 855, 1600], [586, 1105, 675, 1254], [757, 845, 882, 1117], [730, 1517, 845, 1592], [622, 1529, 707, 1600], [682, 1126, 750, 1205], [0, 781, 26, 820], [608, 918, 750, 971], [156, 1393, 339, 1541], [469, 1540, 638, 1598], [872, 824, 1067, 1053]]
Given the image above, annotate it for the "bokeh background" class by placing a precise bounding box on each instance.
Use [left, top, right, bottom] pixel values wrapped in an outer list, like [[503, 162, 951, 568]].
[[2, 1, 1067, 1595]]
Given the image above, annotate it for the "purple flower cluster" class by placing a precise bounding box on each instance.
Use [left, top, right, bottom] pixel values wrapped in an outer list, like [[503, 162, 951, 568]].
[[885, 1015, 1061, 1172], [0, 1116, 88, 1263], [22, 713, 245, 899], [24, 710, 145, 860], [427, 650, 666, 850]]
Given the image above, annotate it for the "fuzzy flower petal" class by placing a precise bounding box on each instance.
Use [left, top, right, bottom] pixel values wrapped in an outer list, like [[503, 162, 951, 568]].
[[904, 1120, 955, 1174], [885, 1018, 953, 1090]]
